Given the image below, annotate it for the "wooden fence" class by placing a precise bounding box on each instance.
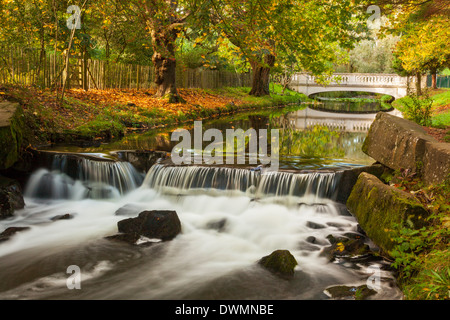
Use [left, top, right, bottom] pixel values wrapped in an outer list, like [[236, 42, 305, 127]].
[[0, 47, 252, 90]]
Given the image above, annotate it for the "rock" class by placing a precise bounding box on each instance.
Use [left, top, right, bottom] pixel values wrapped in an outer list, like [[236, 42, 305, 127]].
[[0, 175, 25, 219], [50, 213, 74, 221], [0, 226, 30, 242], [117, 210, 181, 241], [324, 285, 377, 300], [258, 250, 298, 279], [306, 236, 317, 244], [306, 221, 326, 229], [346, 172, 429, 253], [0, 102, 24, 170], [205, 218, 227, 232], [113, 150, 168, 172], [114, 204, 145, 216], [335, 164, 385, 204], [298, 241, 321, 252], [362, 112, 437, 174], [105, 233, 140, 244], [422, 142, 450, 185], [321, 235, 371, 261]]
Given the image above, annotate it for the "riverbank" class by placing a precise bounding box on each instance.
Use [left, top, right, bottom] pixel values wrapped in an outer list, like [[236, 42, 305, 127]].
[[0, 84, 308, 150], [392, 88, 450, 142], [353, 112, 450, 300]]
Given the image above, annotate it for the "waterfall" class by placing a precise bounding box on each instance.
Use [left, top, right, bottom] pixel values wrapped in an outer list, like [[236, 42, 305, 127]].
[[25, 154, 144, 200], [143, 164, 341, 201]]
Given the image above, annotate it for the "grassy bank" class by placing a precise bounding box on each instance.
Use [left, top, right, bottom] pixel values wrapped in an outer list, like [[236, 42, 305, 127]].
[[0, 84, 308, 147], [392, 89, 450, 142]]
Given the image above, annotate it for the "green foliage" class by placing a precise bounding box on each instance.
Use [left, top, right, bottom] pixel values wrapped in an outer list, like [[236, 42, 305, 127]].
[[336, 35, 400, 74], [72, 118, 125, 140], [389, 177, 450, 300], [401, 91, 433, 126], [393, 88, 450, 128]]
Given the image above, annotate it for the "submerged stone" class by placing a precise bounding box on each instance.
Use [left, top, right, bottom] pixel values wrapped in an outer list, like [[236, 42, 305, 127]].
[[320, 235, 371, 262], [324, 284, 377, 300], [258, 249, 298, 279], [50, 213, 74, 221], [306, 221, 326, 229], [0, 226, 30, 242], [205, 218, 227, 232]]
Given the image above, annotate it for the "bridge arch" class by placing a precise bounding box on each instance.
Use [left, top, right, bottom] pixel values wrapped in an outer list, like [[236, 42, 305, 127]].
[[304, 87, 399, 100], [289, 73, 426, 100]]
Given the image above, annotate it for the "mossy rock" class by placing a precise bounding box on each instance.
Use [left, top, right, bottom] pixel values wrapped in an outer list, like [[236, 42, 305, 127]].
[[320, 235, 372, 262], [258, 249, 298, 279], [325, 285, 377, 300], [0, 175, 25, 219], [347, 172, 429, 254], [0, 102, 25, 170]]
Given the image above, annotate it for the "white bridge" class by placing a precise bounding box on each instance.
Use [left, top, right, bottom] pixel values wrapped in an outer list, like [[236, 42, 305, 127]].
[[290, 73, 426, 99], [285, 107, 403, 133]]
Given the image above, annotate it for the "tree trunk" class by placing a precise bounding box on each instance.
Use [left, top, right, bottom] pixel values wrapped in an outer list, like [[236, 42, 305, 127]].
[[151, 29, 183, 103], [416, 72, 422, 96], [249, 54, 275, 97], [431, 71, 437, 90]]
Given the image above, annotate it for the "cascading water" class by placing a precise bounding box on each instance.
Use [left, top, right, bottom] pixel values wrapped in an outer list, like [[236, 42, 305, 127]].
[[0, 154, 401, 300], [143, 164, 341, 202], [24, 154, 144, 200]]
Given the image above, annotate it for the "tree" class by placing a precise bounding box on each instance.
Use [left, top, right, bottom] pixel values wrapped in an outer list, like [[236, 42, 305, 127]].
[[203, 0, 367, 96], [393, 16, 450, 94], [119, 0, 208, 103], [336, 35, 400, 73], [378, 0, 450, 93]]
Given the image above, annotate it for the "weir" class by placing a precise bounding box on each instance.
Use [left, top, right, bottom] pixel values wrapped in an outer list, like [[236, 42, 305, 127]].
[[143, 164, 341, 201], [25, 154, 144, 199]]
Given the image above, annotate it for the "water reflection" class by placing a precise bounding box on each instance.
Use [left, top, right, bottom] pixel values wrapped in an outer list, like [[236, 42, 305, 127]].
[[39, 103, 401, 170]]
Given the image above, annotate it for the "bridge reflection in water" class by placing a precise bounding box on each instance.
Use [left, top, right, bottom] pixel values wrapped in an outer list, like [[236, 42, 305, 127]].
[[285, 107, 403, 132]]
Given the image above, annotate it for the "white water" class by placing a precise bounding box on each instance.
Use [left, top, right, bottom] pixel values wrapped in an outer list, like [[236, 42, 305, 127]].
[[0, 159, 402, 300]]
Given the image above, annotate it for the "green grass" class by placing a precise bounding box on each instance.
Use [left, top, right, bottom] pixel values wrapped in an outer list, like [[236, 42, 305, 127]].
[[393, 89, 450, 128]]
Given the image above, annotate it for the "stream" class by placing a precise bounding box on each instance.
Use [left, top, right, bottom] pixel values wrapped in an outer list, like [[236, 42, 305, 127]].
[[0, 95, 404, 300]]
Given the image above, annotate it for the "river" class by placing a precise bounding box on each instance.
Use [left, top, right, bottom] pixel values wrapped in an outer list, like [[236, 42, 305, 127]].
[[0, 96, 404, 300]]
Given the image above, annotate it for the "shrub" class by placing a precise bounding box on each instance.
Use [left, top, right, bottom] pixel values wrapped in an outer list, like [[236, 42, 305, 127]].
[[402, 90, 433, 126]]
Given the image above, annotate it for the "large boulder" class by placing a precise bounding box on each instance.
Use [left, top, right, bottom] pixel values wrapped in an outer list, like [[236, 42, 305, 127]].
[[335, 164, 385, 204], [0, 175, 25, 219], [117, 210, 182, 242], [258, 250, 298, 279], [347, 173, 428, 253], [362, 112, 437, 174], [422, 142, 450, 185]]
